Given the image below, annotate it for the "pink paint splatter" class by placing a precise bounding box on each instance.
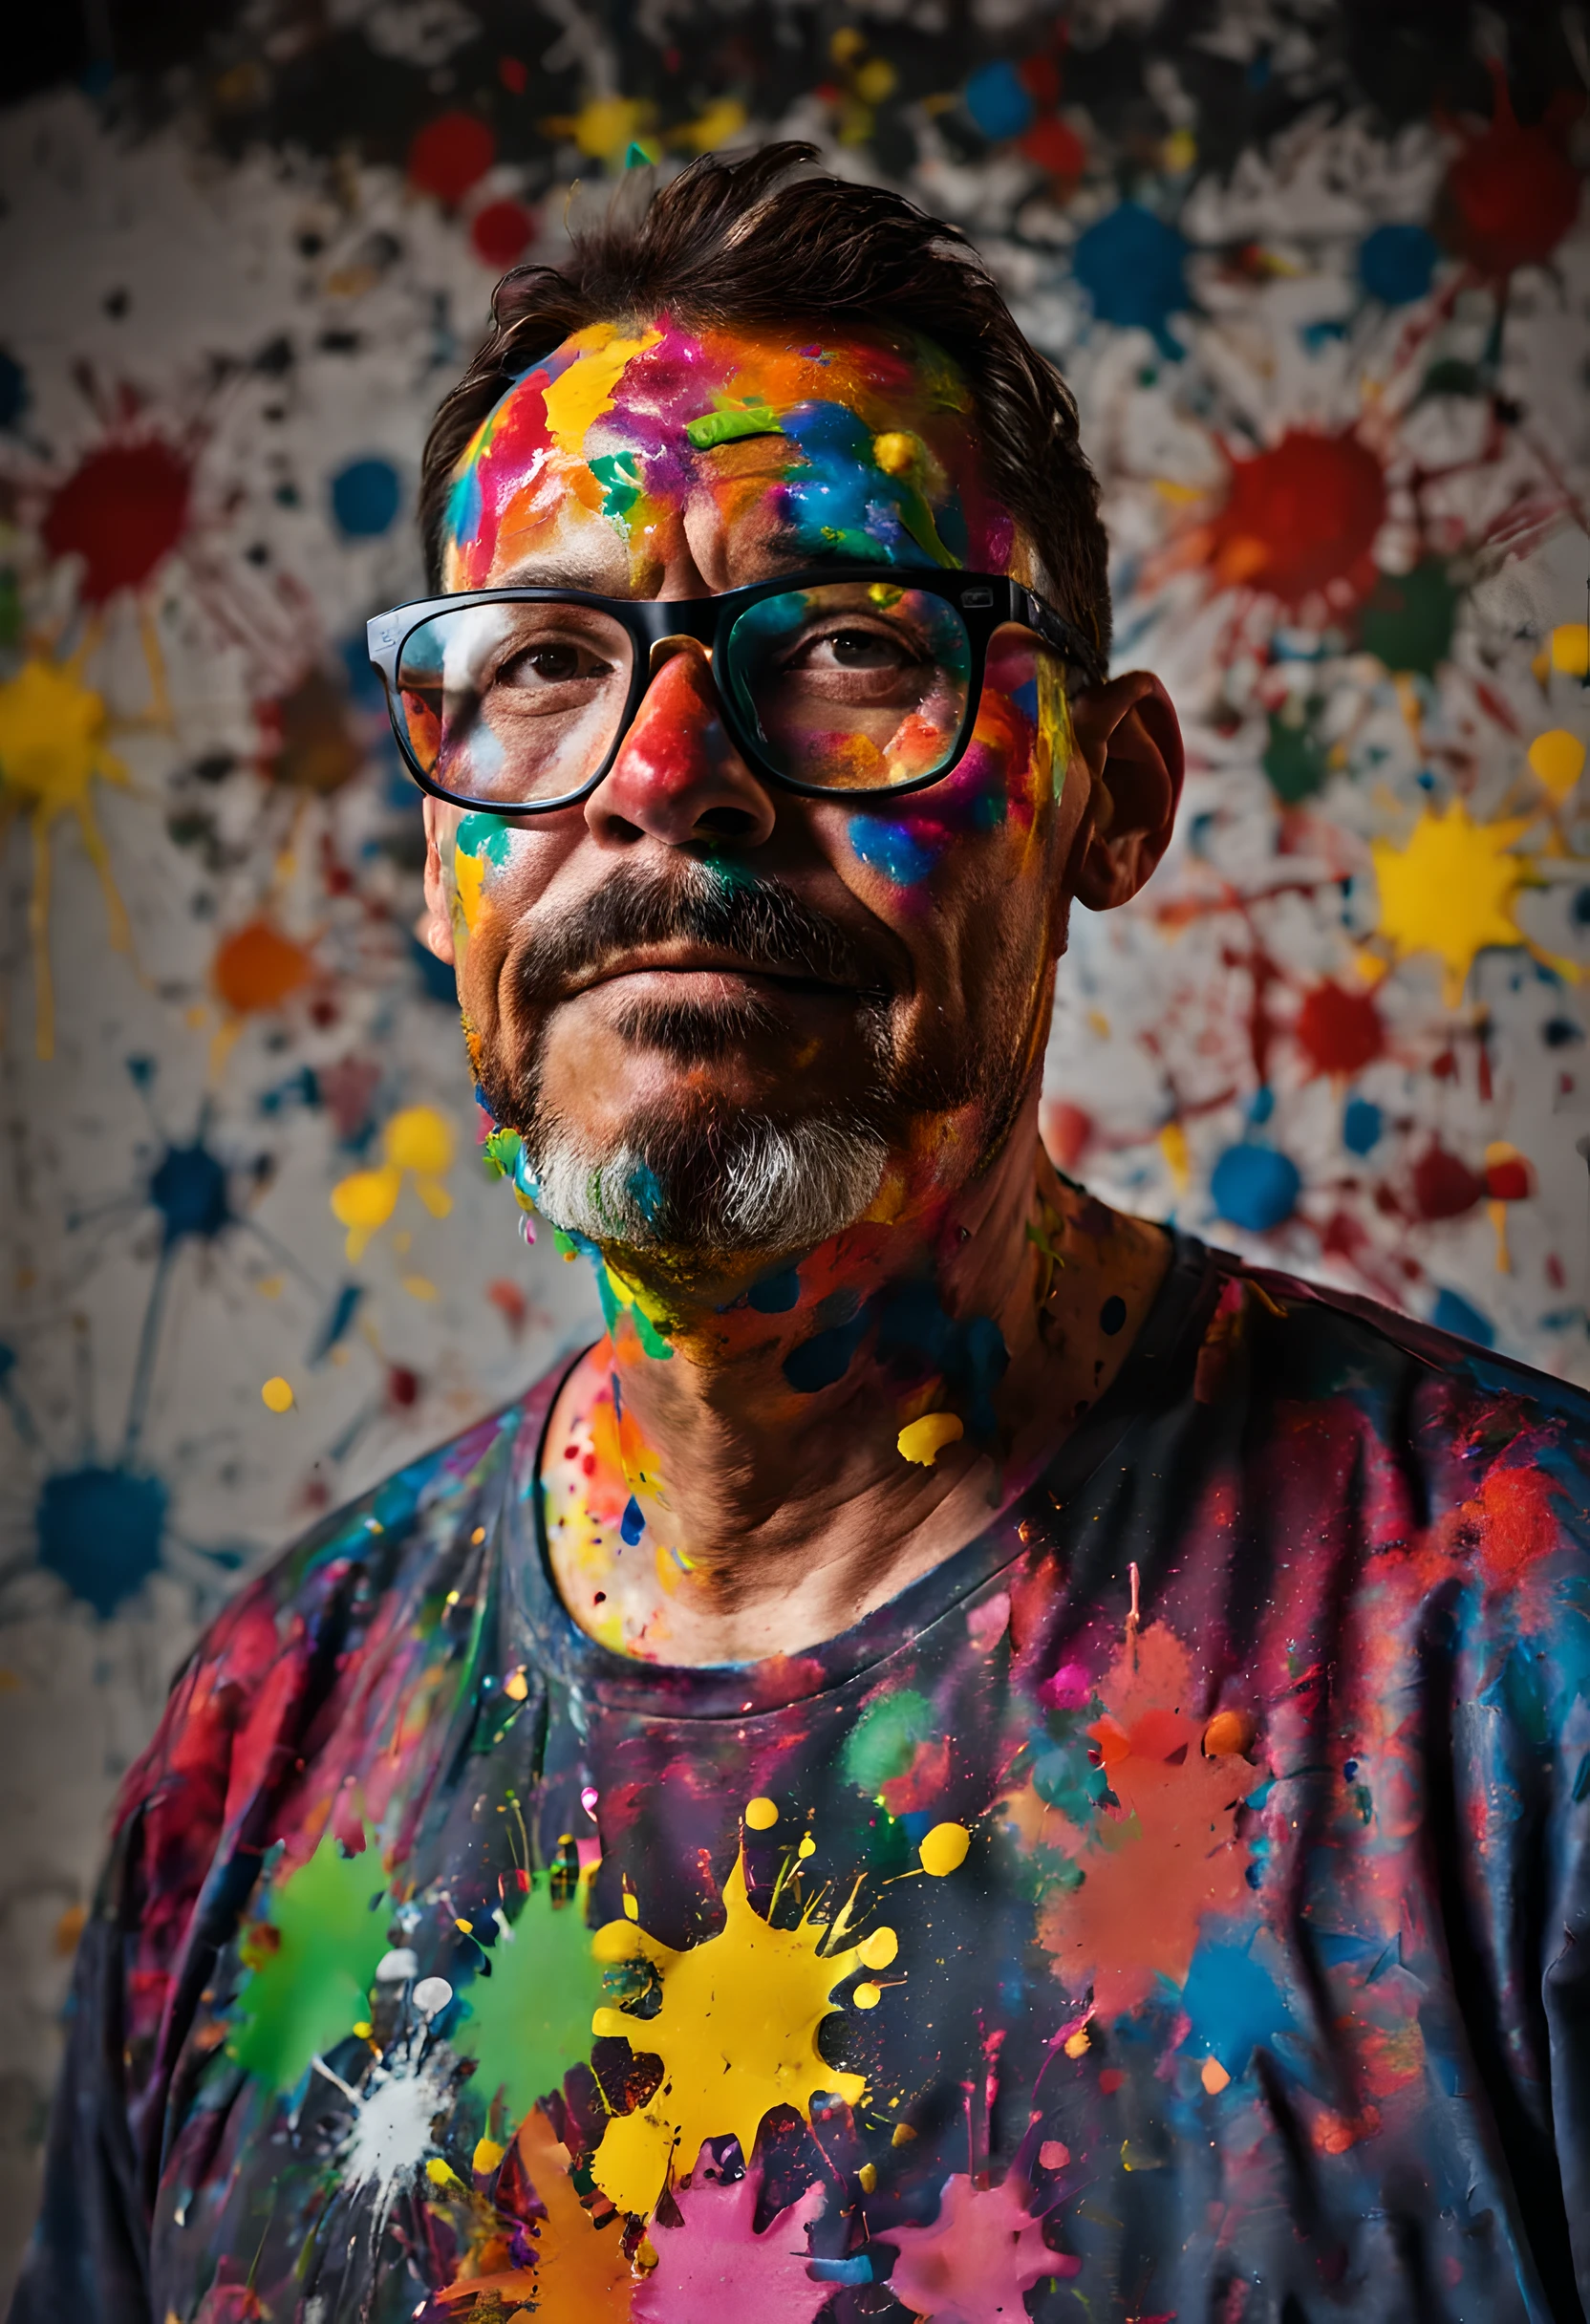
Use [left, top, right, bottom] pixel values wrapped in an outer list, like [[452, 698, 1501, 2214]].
[[888, 2171, 1073, 2321], [632, 2167, 827, 2324]]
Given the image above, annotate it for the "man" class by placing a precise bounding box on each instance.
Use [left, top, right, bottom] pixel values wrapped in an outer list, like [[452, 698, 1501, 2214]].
[[16, 144, 1589, 2324]]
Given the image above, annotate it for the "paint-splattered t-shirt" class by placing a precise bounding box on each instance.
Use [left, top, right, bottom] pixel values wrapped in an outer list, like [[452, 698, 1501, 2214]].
[[16, 1237, 1590, 2324]]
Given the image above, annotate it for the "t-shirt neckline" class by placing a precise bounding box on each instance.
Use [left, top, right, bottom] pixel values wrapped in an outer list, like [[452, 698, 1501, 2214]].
[[505, 1231, 1218, 1723]]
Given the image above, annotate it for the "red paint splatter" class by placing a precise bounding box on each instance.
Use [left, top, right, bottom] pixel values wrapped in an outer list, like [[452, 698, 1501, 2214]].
[[1207, 429, 1386, 610], [1021, 116, 1086, 182], [212, 919, 314, 1014], [386, 1365, 421, 1410], [1467, 1464, 1558, 1591], [1485, 1147, 1534, 1202], [1411, 1142, 1484, 1221], [43, 438, 191, 603], [498, 54, 527, 94], [470, 198, 536, 269], [1443, 65, 1582, 276], [407, 112, 496, 205], [1295, 981, 1385, 1077], [487, 1278, 527, 1335]]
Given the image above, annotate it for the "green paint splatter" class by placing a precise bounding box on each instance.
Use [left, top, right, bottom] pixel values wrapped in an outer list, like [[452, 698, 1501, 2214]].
[[1261, 698, 1331, 806], [1355, 558, 1460, 678], [843, 1689, 937, 1793], [685, 401, 784, 451], [456, 812, 513, 865], [458, 1875, 607, 2124], [590, 449, 646, 526], [227, 1833, 390, 2093], [483, 1126, 523, 1180]]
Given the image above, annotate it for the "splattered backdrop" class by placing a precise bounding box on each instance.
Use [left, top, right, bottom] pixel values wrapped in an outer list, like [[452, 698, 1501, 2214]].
[[2, 0, 1588, 2287]]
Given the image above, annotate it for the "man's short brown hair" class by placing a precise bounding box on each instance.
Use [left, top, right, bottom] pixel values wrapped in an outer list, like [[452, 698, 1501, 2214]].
[[419, 141, 1110, 659]]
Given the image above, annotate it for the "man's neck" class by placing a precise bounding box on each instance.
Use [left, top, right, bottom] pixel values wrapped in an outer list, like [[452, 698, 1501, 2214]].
[[538, 1094, 1171, 1665]]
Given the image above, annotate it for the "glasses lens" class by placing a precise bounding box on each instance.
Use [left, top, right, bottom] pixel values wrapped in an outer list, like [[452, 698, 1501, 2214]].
[[394, 600, 635, 807], [724, 581, 972, 791]]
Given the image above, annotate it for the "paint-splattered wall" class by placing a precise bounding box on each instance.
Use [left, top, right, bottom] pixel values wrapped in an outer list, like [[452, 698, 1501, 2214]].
[[1, 0, 1587, 2286]]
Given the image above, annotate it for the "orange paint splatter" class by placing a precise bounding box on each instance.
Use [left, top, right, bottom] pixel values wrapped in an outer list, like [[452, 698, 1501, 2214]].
[[213, 917, 314, 1014], [1035, 1621, 1254, 2017]]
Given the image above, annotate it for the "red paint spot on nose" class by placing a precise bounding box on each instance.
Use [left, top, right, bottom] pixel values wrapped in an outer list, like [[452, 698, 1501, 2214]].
[[43, 438, 191, 603], [1411, 1142, 1484, 1221], [470, 198, 535, 269], [1295, 981, 1385, 1077], [212, 918, 313, 1014], [1444, 66, 1581, 275], [408, 111, 496, 204], [1208, 429, 1386, 610]]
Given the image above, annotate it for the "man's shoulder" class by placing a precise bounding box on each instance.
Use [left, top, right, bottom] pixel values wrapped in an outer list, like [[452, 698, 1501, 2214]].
[[114, 1354, 569, 1865], [1199, 1246, 1590, 1570]]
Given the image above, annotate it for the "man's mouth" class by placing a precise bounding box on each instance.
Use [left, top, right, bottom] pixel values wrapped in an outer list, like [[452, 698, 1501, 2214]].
[[565, 944, 859, 1001]]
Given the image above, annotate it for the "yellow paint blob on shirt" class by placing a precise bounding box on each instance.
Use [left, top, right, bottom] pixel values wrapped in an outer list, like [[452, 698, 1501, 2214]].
[[859, 1926, 898, 1969], [542, 321, 665, 459], [1370, 800, 1532, 1005], [260, 1376, 294, 1413], [744, 1797, 779, 1830], [586, 1846, 878, 2217], [1063, 2025, 1091, 2057], [858, 2161, 878, 2192], [1528, 727, 1586, 801], [896, 1411, 965, 1468], [917, 1821, 970, 1877], [472, 2136, 505, 2176], [853, 1982, 882, 2009]]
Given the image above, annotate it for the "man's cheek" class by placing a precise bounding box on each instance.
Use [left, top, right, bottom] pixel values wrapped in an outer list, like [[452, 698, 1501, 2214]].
[[450, 811, 525, 968], [841, 678, 1047, 897]]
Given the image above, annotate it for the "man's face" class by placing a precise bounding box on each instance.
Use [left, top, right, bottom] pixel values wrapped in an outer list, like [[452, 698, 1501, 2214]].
[[423, 316, 1096, 1270]]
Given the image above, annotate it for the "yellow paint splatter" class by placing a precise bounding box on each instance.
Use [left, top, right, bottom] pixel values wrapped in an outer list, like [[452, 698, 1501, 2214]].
[[472, 2137, 505, 2176], [587, 1848, 890, 2216], [896, 1410, 964, 1467], [744, 1797, 779, 1830], [261, 1376, 294, 1412], [1551, 623, 1589, 678], [330, 1106, 455, 1261], [543, 97, 657, 166], [1158, 1120, 1190, 1191], [1528, 728, 1586, 801], [917, 1821, 970, 1877], [0, 654, 133, 1058], [541, 322, 665, 458], [1370, 801, 1532, 1005]]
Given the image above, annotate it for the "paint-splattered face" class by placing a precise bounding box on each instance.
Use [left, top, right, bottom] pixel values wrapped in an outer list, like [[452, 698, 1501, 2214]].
[[427, 316, 1093, 1256]]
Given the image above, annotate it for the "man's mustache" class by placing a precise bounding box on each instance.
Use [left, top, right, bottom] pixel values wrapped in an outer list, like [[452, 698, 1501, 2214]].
[[510, 862, 894, 1005]]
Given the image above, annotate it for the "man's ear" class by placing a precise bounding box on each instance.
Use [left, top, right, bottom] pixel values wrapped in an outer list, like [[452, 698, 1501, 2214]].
[[1066, 672, 1184, 912], [419, 797, 458, 965]]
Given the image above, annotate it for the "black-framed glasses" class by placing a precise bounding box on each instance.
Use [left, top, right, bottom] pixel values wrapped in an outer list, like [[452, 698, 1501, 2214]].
[[365, 566, 1105, 816]]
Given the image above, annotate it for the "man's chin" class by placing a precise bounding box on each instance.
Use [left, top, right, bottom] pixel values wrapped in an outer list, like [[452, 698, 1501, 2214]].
[[507, 1104, 890, 1281]]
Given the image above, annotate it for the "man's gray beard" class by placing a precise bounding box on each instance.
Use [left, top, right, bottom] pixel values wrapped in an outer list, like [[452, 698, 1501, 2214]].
[[519, 1104, 889, 1264]]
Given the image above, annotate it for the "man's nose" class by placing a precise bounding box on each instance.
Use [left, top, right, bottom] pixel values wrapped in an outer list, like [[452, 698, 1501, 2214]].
[[584, 640, 777, 848]]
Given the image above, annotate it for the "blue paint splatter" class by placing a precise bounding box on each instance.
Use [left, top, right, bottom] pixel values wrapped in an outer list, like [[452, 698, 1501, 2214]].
[[456, 811, 513, 865], [1180, 1932, 1292, 2079], [1431, 1286, 1495, 1347], [331, 456, 401, 538], [1246, 1085, 1275, 1126], [1210, 1144, 1300, 1232], [620, 1496, 645, 1545], [36, 1464, 167, 1619], [150, 1138, 230, 1246], [309, 1281, 364, 1366], [1359, 223, 1439, 307], [1343, 1095, 1383, 1155], [963, 59, 1033, 141], [849, 818, 935, 887], [784, 1300, 870, 1393], [1072, 204, 1189, 360]]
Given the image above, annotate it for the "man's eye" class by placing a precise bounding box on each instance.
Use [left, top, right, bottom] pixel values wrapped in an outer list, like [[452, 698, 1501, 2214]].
[[802, 627, 915, 670], [499, 641, 610, 686]]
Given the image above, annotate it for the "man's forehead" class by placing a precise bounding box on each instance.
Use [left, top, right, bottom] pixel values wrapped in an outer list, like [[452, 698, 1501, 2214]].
[[458, 315, 978, 468], [440, 313, 1016, 587]]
